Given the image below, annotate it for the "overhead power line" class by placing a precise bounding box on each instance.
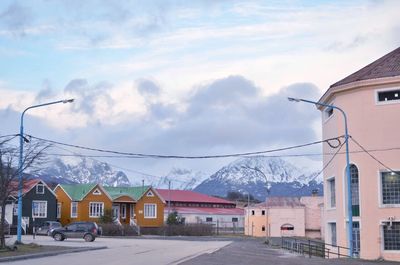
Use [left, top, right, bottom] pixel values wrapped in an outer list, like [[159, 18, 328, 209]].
[[350, 136, 398, 174], [26, 134, 344, 159]]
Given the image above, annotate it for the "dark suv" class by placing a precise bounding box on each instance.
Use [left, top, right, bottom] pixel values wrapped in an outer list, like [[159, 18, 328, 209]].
[[36, 221, 62, 236], [50, 222, 100, 242]]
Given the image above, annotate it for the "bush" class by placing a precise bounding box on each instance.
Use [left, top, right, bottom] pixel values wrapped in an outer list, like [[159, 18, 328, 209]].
[[99, 223, 139, 236], [99, 209, 114, 224], [140, 224, 213, 236]]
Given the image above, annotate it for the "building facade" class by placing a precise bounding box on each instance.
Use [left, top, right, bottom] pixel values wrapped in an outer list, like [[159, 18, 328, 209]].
[[245, 196, 323, 239], [55, 184, 164, 228], [157, 189, 245, 231], [320, 47, 400, 261]]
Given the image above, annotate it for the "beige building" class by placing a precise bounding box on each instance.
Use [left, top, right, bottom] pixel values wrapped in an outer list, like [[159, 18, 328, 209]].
[[320, 47, 400, 261], [245, 196, 323, 239]]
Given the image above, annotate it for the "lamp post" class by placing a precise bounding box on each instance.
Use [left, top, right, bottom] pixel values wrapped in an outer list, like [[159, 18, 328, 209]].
[[17, 99, 74, 243], [288, 97, 353, 257]]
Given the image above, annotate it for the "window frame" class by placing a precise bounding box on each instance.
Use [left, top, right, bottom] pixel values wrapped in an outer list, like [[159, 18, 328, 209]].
[[143, 203, 157, 219], [89, 202, 104, 218], [130, 204, 135, 219], [36, 184, 45, 194], [57, 203, 61, 219], [327, 176, 336, 209], [32, 200, 47, 218], [375, 87, 400, 105], [382, 221, 400, 251], [71, 202, 78, 218], [329, 222, 337, 246], [121, 204, 126, 219], [380, 171, 400, 207]]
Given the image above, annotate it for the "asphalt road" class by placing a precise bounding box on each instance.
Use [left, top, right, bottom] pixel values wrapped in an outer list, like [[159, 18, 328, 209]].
[[12, 235, 231, 265]]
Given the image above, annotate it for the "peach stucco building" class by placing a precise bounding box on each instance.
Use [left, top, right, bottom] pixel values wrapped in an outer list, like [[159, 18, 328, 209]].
[[244, 196, 323, 239], [320, 47, 400, 261]]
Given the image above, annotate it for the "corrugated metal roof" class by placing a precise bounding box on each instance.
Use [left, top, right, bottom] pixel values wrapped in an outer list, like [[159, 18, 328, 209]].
[[157, 189, 235, 205], [103, 186, 150, 200], [167, 206, 244, 215], [58, 183, 97, 201]]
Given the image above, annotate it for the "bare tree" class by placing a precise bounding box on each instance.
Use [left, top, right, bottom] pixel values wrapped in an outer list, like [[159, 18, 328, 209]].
[[0, 136, 49, 248]]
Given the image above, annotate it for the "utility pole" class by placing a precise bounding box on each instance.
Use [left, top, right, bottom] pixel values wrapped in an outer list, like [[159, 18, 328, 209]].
[[168, 180, 171, 216]]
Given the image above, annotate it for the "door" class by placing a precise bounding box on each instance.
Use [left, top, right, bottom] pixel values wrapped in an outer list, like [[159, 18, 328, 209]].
[[112, 205, 120, 221], [352, 222, 361, 257]]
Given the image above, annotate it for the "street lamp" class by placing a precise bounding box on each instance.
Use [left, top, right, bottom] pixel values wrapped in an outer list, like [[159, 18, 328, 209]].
[[288, 97, 353, 257], [17, 99, 74, 243]]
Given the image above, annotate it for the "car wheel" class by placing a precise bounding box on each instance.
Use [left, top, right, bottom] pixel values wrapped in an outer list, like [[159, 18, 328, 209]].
[[53, 233, 64, 241], [84, 234, 94, 242]]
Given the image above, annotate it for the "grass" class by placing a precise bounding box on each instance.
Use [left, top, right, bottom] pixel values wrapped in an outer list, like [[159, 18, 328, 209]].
[[0, 243, 72, 258]]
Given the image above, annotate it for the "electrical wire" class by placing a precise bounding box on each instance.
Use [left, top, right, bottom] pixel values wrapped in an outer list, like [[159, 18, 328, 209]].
[[291, 141, 346, 195], [350, 136, 398, 174], [26, 134, 345, 159]]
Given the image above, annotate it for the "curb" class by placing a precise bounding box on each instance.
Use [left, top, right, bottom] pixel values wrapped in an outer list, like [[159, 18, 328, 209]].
[[0, 246, 107, 263]]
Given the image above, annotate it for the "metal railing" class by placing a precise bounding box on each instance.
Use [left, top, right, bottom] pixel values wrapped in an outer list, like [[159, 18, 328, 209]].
[[281, 237, 351, 259]]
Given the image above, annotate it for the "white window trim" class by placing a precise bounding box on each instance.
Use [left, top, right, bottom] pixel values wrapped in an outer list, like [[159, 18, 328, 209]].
[[121, 204, 126, 219], [322, 101, 335, 124], [36, 184, 45, 194], [57, 203, 61, 219], [146, 190, 154, 197], [92, 189, 102, 195], [375, 87, 400, 106], [130, 204, 135, 218], [89, 202, 104, 218], [378, 169, 400, 208], [32, 200, 47, 218], [326, 221, 337, 246], [71, 202, 78, 218], [143, 203, 157, 219], [326, 176, 336, 210], [380, 220, 400, 252]]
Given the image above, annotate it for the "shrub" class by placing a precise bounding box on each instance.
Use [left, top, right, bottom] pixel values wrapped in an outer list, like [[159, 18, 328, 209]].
[[99, 223, 139, 236], [140, 224, 213, 236]]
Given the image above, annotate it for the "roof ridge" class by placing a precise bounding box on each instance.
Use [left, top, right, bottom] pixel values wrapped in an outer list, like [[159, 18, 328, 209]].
[[330, 46, 400, 88]]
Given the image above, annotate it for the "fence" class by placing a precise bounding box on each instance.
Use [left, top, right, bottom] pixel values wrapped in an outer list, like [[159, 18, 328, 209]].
[[281, 237, 351, 259], [209, 221, 244, 235]]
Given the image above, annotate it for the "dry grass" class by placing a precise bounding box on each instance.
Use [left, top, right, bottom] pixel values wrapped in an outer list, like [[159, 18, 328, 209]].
[[0, 243, 71, 257]]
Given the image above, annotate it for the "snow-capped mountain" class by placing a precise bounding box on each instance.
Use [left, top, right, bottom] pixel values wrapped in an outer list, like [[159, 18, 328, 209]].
[[157, 168, 208, 190], [36, 157, 131, 187], [194, 156, 322, 200]]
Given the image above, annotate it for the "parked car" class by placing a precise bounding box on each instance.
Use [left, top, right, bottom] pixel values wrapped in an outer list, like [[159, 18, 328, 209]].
[[50, 221, 100, 242], [36, 221, 61, 236]]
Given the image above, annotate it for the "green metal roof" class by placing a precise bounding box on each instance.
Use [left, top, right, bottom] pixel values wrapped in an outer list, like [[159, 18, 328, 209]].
[[59, 183, 97, 201], [103, 186, 150, 201]]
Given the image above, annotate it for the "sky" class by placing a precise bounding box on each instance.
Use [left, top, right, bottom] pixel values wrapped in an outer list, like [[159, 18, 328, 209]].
[[0, 0, 399, 184]]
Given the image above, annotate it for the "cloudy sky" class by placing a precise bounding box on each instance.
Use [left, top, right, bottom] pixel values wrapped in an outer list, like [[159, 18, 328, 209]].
[[1, 0, 399, 183]]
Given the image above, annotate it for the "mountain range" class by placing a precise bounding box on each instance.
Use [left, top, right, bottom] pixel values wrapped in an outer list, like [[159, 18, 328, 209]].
[[32, 156, 322, 200]]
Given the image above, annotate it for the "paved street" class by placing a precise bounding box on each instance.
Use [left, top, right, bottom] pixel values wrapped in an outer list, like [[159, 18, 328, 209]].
[[182, 239, 399, 265], [8, 236, 400, 265], [11, 235, 231, 265]]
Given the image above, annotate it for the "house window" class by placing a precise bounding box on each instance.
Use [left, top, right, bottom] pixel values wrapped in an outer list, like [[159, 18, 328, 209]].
[[206, 217, 213, 222], [328, 178, 336, 208], [377, 89, 400, 103], [144, 204, 156, 218], [57, 203, 61, 219], [350, 164, 360, 216], [383, 222, 400, 250], [32, 201, 47, 218], [121, 204, 126, 219], [330, 223, 337, 246], [130, 204, 134, 218], [261, 210, 265, 216], [89, 202, 104, 218], [13, 204, 18, 216], [262, 225, 265, 232], [324, 107, 334, 120], [281, 224, 294, 231], [146, 190, 154, 197], [381, 172, 400, 205], [251, 210, 255, 216], [232, 217, 238, 222], [36, 184, 45, 194], [92, 189, 101, 195], [71, 202, 78, 218]]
